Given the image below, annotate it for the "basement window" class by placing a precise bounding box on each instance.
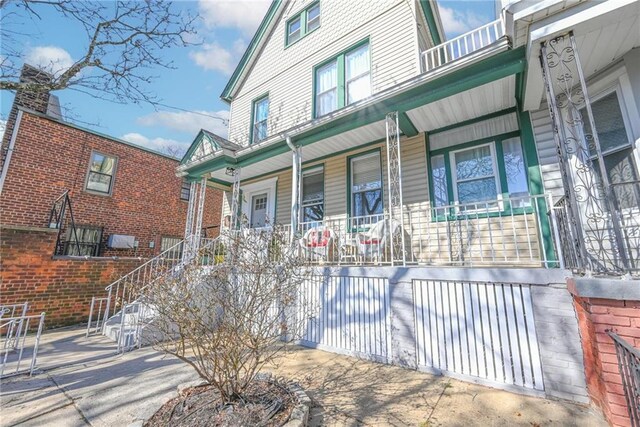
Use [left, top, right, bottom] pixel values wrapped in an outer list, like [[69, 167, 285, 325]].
[[64, 226, 102, 256], [86, 151, 117, 195]]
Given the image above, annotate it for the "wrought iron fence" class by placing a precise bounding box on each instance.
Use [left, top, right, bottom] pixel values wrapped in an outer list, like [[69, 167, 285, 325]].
[[1, 311, 46, 378], [608, 331, 640, 426]]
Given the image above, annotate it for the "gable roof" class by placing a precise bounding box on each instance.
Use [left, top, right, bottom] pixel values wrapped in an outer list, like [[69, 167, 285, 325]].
[[181, 129, 242, 166], [220, 0, 284, 103], [220, 0, 445, 103]]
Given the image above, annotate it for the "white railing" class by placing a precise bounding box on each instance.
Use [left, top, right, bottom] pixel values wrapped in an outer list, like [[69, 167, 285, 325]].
[[1, 312, 46, 378], [421, 18, 505, 72], [290, 193, 557, 267], [87, 236, 222, 338]]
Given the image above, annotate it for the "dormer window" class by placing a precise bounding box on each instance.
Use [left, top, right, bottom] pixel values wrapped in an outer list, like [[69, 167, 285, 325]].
[[251, 95, 269, 144], [286, 2, 320, 46]]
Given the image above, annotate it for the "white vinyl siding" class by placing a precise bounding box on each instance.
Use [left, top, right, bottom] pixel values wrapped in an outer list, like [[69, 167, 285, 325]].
[[530, 107, 564, 198], [228, 0, 423, 146]]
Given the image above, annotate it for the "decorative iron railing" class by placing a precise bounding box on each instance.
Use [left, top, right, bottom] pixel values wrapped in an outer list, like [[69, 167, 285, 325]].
[[421, 18, 505, 72], [48, 190, 85, 256], [608, 331, 640, 426], [1, 310, 46, 378]]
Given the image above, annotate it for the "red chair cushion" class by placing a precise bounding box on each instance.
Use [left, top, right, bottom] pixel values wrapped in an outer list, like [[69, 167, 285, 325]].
[[362, 238, 380, 245], [307, 229, 331, 247]]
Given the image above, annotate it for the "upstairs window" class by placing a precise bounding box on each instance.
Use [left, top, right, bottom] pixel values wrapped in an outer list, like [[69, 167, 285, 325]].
[[86, 151, 116, 195], [286, 2, 320, 46], [314, 41, 370, 117], [252, 95, 269, 144]]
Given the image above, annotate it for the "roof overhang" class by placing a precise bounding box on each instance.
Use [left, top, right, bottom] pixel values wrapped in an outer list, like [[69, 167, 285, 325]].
[[182, 43, 524, 183], [521, 0, 640, 110]]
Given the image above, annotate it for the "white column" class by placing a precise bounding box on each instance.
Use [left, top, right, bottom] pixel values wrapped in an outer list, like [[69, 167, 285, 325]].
[[290, 142, 302, 235]]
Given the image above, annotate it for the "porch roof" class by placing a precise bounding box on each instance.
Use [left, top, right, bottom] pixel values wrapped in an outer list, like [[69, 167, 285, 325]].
[[179, 42, 525, 187]]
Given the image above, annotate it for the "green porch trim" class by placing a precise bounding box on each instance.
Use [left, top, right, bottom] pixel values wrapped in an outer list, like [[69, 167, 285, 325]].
[[398, 111, 419, 137], [517, 107, 558, 266], [429, 107, 518, 135], [221, 0, 282, 102], [419, 0, 443, 45], [188, 47, 526, 178]]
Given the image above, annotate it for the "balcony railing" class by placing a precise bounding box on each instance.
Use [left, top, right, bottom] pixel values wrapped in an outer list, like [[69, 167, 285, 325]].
[[279, 193, 554, 267], [421, 18, 505, 73]]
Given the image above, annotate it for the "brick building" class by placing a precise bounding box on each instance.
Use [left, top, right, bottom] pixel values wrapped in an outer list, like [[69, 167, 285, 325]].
[[0, 65, 222, 326]]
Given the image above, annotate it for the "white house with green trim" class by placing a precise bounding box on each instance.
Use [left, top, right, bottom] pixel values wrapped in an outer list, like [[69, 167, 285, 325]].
[[94, 0, 640, 407]]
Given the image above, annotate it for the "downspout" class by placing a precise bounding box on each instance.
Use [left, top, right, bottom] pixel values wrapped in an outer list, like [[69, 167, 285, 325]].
[[0, 110, 23, 195], [286, 135, 301, 235]]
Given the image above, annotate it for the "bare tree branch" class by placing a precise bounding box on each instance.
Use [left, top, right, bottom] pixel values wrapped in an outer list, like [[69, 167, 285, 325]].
[[0, 0, 198, 105]]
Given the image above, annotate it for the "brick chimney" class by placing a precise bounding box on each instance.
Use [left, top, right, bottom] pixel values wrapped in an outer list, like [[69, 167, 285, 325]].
[[1, 64, 58, 168]]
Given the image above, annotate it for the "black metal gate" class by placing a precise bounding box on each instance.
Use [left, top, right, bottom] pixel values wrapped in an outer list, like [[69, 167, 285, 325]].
[[608, 331, 640, 426]]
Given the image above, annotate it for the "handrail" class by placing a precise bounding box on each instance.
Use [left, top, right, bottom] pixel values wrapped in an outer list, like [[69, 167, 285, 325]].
[[421, 18, 505, 72]]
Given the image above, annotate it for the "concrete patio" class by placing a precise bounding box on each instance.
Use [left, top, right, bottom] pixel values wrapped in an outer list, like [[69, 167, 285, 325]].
[[1, 327, 607, 426]]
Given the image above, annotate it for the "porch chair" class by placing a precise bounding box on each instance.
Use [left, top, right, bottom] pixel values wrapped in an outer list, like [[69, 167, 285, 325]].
[[299, 226, 337, 263], [355, 219, 402, 264]]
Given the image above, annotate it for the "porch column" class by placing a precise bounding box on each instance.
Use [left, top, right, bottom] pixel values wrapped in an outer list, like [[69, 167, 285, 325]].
[[289, 137, 302, 235], [182, 180, 197, 261], [385, 111, 406, 266], [193, 176, 207, 250], [541, 32, 629, 274], [228, 167, 242, 229]]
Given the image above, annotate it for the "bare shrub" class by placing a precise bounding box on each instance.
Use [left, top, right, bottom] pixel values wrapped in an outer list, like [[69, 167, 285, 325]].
[[144, 225, 311, 402]]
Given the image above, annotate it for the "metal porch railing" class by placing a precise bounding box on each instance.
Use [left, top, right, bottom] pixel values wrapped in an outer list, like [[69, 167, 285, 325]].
[[1, 308, 46, 378], [283, 193, 556, 267], [421, 18, 505, 72], [608, 331, 640, 426]]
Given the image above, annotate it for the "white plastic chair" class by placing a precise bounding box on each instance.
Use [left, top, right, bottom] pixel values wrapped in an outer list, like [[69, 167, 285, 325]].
[[355, 219, 401, 263], [299, 226, 337, 262]]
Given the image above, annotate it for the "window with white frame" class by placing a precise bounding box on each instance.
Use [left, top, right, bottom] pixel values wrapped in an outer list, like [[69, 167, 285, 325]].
[[315, 41, 370, 117], [86, 152, 116, 195], [450, 143, 501, 205], [252, 96, 269, 144], [287, 16, 302, 44], [581, 89, 638, 209], [350, 151, 383, 218], [307, 3, 320, 32], [301, 167, 324, 223]]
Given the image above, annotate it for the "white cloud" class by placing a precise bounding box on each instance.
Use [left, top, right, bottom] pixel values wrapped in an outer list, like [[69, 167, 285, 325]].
[[24, 46, 74, 75], [121, 132, 188, 156], [189, 39, 246, 75], [198, 0, 271, 36], [136, 109, 230, 139], [438, 6, 488, 37], [0, 119, 6, 142]]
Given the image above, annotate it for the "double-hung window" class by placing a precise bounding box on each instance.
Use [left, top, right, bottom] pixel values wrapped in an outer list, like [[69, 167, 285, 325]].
[[252, 96, 269, 144], [450, 143, 501, 206], [286, 2, 320, 46], [301, 167, 324, 223], [580, 89, 638, 209], [350, 151, 383, 219], [430, 135, 530, 210], [86, 151, 116, 195], [180, 180, 191, 201], [315, 41, 370, 117]]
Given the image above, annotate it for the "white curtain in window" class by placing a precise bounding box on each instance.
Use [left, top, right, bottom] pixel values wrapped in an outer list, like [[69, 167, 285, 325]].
[[430, 154, 449, 207], [346, 44, 370, 104], [316, 61, 337, 115]]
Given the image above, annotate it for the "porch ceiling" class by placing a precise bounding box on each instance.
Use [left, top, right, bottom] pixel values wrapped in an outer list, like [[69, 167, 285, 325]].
[[522, 0, 640, 110], [405, 76, 516, 132], [209, 120, 387, 184]]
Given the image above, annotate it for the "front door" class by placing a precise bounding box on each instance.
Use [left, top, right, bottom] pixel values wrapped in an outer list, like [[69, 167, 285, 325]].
[[250, 193, 268, 228]]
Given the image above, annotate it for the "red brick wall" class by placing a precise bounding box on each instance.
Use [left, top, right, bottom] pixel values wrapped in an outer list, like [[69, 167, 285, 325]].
[[0, 110, 221, 257], [0, 226, 148, 327], [573, 294, 640, 427]]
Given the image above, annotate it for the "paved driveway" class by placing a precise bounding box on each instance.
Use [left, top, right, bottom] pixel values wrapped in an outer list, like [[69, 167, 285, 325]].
[[1, 328, 607, 426]]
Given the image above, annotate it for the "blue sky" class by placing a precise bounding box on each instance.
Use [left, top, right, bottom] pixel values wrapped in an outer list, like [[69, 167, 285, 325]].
[[1, 0, 495, 156]]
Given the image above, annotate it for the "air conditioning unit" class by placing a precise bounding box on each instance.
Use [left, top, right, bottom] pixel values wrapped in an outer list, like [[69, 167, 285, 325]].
[[107, 234, 136, 249]]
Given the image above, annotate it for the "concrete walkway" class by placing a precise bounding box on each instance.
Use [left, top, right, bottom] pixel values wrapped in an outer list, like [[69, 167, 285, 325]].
[[1, 328, 606, 426]]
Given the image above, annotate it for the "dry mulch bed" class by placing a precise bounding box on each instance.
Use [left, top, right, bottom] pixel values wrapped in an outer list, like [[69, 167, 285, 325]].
[[145, 378, 295, 427]]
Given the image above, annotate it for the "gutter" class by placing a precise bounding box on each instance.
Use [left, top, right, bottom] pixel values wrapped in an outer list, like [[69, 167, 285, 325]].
[[0, 110, 23, 195]]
